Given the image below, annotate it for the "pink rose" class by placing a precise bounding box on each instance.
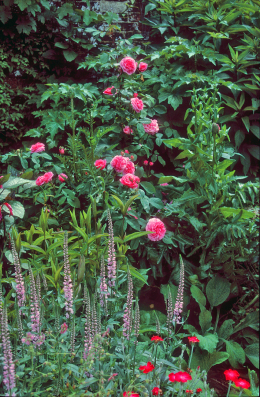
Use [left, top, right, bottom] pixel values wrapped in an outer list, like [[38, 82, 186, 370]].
[[103, 86, 117, 95], [139, 62, 148, 72], [146, 218, 166, 241], [30, 142, 45, 153], [119, 57, 137, 75], [149, 162, 154, 166], [59, 147, 65, 154], [123, 126, 133, 135], [143, 160, 148, 165], [36, 172, 54, 186], [131, 97, 144, 113], [123, 159, 135, 175], [125, 150, 129, 154], [120, 173, 140, 189], [58, 173, 68, 182], [111, 155, 128, 173], [94, 159, 107, 170], [143, 120, 159, 135]]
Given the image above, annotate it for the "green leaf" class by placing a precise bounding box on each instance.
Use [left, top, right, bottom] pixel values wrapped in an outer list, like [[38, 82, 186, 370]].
[[126, 217, 140, 231], [63, 50, 78, 62], [120, 265, 148, 285], [123, 194, 140, 215], [199, 308, 212, 335], [158, 176, 173, 184], [111, 195, 124, 213], [250, 124, 260, 139], [3, 177, 32, 189], [197, 333, 219, 353], [21, 243, 46, 255], [83, 9, 92, 26], [242, 116, 250, 132], [55, 42, 69, 49], [190, 285, 206, 309], [191, 349, 229, 371], [206, 276, 231, 307], [224, 340, 246, 368], [244, 344, 259, 369], [218, 319, 235, 340], [145, 3, 157, 14], [247, 145, 260, 160], [14, 0, 31, 11], [235, 130, 245, 149], [220, 207, 255, 219], [150, 198, 164, 209], [9, 201, 25, 219], [234, 311, 259, 333], [154, 105, 167, 114], [168, 95, 183, 110], [129, 34, 144, 39], [123, 231, 152, 242], [0, 6, 12, 24], [140, 181, 156, 194]]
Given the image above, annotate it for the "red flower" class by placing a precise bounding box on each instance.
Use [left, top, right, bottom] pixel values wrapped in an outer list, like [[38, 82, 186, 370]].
[[169, 373, 176, 382], [60, 323, 68, 334], [125, 150, 129, 154], [131, 97, 144, 113], [36, 172, 54, 186], [196, 388, 202, 393], [234, 378, 250, 389], [152, 387, 162, 395], [30, 142, 45, 153], [120, 174, 140, 189], [58, 173, 68, 182], [120, 57, 137, 75], [3, 203, 13, 216], [224, 369, 240, 382], [108, 373, 118, 382], [123, 393, 139, 397], [111, 155, 128, 173], [139, 62, 148, 72], [143, 160, 149, 165], [59, 147, 65, 154], [174, 372, 192, 383], [188, 336, 200, 344], [94, 159, 106, 170], [123, 126, 133, 135], [103, 86, 117, 95], [123, 159, 135, 175], [143, 119, 159, 135], [139, 361, 155, 374], [149, 162, 154, 166], [185, 391, 193, 394], [133, 92, 138, 98], [151, 336, 164, 343]]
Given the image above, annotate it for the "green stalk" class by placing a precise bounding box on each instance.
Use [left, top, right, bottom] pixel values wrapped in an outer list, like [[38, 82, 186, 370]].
[[70, 97, 77, 180], [226, 380, 232, 397], [213, 306, 221, 333], [188, 344, 194, 368]]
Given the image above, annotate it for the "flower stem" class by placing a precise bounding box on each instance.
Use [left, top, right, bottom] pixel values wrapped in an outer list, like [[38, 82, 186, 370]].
[[226, 380, 232, 397], [188, 344, 194, 368]]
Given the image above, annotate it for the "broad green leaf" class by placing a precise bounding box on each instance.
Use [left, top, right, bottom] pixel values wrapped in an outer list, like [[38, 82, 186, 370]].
[[247, 145, 260, 160], [220, 207, 255, 219], [158, 176, 173, 184], [123, 194, 140, 215], [7, 201, 25, 219], [55, 42, 69, 49], [0, 6, 12, 23], [123, 231, 152, 242], [150, 198, 164, 209], [206, 276, 230, 307], [245, 344, 259, 369], [21, 243, 46, 255], [120, 265, 148, 285], [190, 285, 206, 309], [250, 125, 260, 139], [233, 311, 259, 333], [199, 308, 212, 334], [224, 340, 246, 368], [191, 349, 229, 371], [111, 195, 124, 212], [63, 50, 78, 62], [197, 333, 219, 353], [3, 177, 32, 189], [154, 105, 167, 114], [140, 181, 156, 194], [218, 319, 235, 340], [88, 234, 109, 244]]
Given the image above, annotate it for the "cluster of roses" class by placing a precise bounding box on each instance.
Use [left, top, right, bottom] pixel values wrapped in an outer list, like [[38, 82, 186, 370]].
[[103, 56, 159, 136], [110, 154, 140, 189]]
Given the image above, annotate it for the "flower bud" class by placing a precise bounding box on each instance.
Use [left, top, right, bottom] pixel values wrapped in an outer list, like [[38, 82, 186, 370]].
[[212, 123, 220, 136]]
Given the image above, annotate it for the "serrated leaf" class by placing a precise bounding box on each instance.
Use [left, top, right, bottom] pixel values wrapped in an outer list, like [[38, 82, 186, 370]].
[[63, 50, 78, 62]]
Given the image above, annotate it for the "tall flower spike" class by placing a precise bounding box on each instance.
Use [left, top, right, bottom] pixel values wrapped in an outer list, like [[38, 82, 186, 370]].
[[167, 289, 173, 336], [29, 266, 40, 335], [0, 283, 3, 339], [11, 239, 25, 312], [63, 232, 74, 319], [36, 272, 41, 305], [173, 255, 185, 324], [107, 210, 117, 287], [1, 305, 16, 396], [123, 269, 133, 340], [70, 317, 75, 355], [83, 288, 92, 359], [100, 256, 109, 312], [133, 301, 140, 344], [16, 303, 24, 341]]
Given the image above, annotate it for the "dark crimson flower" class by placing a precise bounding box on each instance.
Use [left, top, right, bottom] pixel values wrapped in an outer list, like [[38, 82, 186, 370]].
[[224, 369, 240, 382], [234, 378, 250, 389], [196, 388, 202, 393], [188, 336, 200, 343], [139, 361, 155, 374], [151, 336, 164, 343], [174, 372, 192, 383]]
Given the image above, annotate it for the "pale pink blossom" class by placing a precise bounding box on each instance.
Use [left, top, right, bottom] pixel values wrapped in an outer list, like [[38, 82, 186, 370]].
[[139, 62, 148, 72], [58, 173, 68, 182], [123, 126, 133, 135], [145, 218, 166, 241], [160, 183, 169, 186], [120, 174, 140, 189], [143, 120, 159, 135], [123, 159, 135, 175], [120, 57, 137, 75], [111, 155, 128, 173], [131, 97, 144, 113], [30, 142, 45, 153], [94, 159, 106, 170]]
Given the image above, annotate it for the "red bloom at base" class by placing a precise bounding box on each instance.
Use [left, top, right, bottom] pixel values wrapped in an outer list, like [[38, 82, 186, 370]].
[[188, 336, 200, 344], [139, 361, 155, 374], [146, 218, 166, 241], [143, 120, 159, 135], [174, 372, 192, 383], [123, 159, 135, 175], [152, 387, 163, 395], [94, 159, 106, 170], [139, 62, 148, 72], [234, 378, 250, 389], [123, 126, 133, 135], [151, 335, 164, 343], [196, 388, 202, 393], [123, 393, 139, 397], [224, 369, 240, 382], [120, 174, 140, 189]]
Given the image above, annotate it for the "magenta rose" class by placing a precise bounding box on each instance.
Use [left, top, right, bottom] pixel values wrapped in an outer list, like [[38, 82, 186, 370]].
[[30, 142, 45, 153], [120, 57, 137, 75], [94, 159, 107, 170], [131, 97, 144, 113], [139, 62, 148, 72]]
